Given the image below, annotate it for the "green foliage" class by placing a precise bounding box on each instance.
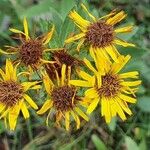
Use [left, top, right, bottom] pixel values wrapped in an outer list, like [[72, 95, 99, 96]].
[[91, 134, 107, 150]]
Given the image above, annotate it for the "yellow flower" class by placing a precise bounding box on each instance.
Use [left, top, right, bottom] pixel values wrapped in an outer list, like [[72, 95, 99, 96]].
[[0, 59, 40, 130], [69, 54, 141, 123], [0, 18, 55, 70], [37, 64, 89, 131], [65, 4, 135, 62]]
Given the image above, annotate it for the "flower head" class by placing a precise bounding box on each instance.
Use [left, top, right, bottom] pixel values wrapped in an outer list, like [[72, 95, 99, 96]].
[[65, 4, 135, 62], [45, 49, 83, 80], [0, 59, 40, 130], [37, 64, 89, 131], [0, 18, 55, 70], [70, 54, 141, 123]]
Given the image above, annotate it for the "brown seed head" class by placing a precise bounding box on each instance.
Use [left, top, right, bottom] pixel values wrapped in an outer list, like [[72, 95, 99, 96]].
[[19, 39, 43, 66], [51, 86, 79, 112], [98, 74, 121, 97], [0, 81, 23, 107], [85, 21, 114, 48], [52, 50, 82, 67]]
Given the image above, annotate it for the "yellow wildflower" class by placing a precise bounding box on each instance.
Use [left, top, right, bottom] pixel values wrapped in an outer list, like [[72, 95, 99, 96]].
[[65, 4, 135, 62], [0, 59, 40, 130], [37, 64, 89, 131], [69, 54, 141, 123]]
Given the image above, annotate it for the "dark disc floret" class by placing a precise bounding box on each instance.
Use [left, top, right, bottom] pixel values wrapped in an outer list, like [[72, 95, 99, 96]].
[[0, 81, 23, 107], [98, 74, 121, 97], [52, 49, 82, 67], [51, 85, 79, 112], [85, 20, 114, 48], [19, 39, 43, 66]]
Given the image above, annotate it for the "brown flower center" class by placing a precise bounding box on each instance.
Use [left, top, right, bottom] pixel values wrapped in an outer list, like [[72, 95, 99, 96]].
[[52, 50, 81, 67], [0, 81, 23, 107], [19, 39, 43, 66], [51, 86, 79, 112], [98, 74, 121, 97], [85, 21, 114, 48]]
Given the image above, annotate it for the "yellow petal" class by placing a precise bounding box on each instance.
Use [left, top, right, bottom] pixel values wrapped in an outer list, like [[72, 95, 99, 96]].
[[69, 10, 90, 28], [87, 98, 99, 114], [115, 25, 133, 33], [30, 85, 41, 90], [84, 58, 97, 74], [65, 112, 70, 131], [113, 100, 127, 121], [8, 103, 21, 130], [99, 10, 117, 20], [77, 38, 85, 51], [37, 100, 53, 114], [77, 70, 92, 81], [106, 11, 127, 25], [121, 81, 141, 87], [111, 55, 131, 74], [103, 98, 111, 123], [65, 33, 85, 44], [22, 81, 40, 92], [67, 66, 71, 85], [101, 97, 106, 116], [114, 39, 135, 47], [0, 68, 6, 80], [119, 94, 137, 103], [43, 25, 55, 45], [40, 59, 55, 64], [119, 71, 139, 79], [42, 71, 53, 94], [9, 28, 25, 35], [0, 49, 17, 55], [21, 102, 30, 119], [0, 108, 10, 119], [44, 48, 64, 52], [23, 17, 29, 40], [94, 49, 110, 74], [85, 88, 99, 99], [69, 80, 92, 87], [5, 59, 14, 80], [23, 94, 38, 110], [116, 98, 132, 115], [81, 3, 96, 21], [0, 103, 6, 114], [74, 107, 89, 121], [96, 73, 102, 89], [61, 64, 66, 86], [105, 45, 119, 62], [71, 111, 80, 129], [46, 110, 52, 126]]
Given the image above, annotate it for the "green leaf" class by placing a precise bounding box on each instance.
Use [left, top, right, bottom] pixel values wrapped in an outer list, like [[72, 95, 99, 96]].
[[59, 16, 75, 46], [137, 96, 150, 112], [108, 117, 117, 131], [56, 0, 76, 21], [139, 139, 147, 150], [91, 134, 107, 150], [20, 0, 55, 18], [125, 136, 139, 150]]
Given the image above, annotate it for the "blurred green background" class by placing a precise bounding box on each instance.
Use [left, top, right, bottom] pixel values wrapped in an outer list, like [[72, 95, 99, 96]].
[[0, 0, 150, 149]]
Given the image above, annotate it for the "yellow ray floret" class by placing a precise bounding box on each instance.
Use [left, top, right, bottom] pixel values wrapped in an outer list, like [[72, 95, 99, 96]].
[[0, 59, 40, 130]]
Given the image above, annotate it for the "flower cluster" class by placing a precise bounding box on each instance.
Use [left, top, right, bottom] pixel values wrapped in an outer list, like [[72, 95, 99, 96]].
[[0, 4, 141, 131]]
